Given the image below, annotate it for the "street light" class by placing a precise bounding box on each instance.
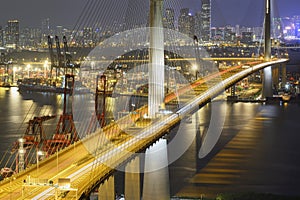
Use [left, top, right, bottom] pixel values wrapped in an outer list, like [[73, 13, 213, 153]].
[[36, 149, 44, 175], [192, 64, 199, 79], [13, 67, 17, 84], [44, 60, 49, 78], [26, 64, 31, 78]]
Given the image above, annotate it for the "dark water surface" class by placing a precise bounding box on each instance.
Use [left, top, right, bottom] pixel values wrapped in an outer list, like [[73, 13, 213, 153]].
[[171, 101, 300, 198], [1, 87, 300, 198]]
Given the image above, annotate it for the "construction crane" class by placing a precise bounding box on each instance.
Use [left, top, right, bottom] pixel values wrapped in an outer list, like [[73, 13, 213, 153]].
[[12, 115, 57, 152], [62, 36, 80, 75], [8, 115, 56, 174], [63, 36, 71, 71], [43, 74, 78, 156]]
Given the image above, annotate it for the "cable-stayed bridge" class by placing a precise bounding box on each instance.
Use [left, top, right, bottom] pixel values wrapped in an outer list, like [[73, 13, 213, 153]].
[[0, 0, 293, 199], [0, 57, 288, 199]]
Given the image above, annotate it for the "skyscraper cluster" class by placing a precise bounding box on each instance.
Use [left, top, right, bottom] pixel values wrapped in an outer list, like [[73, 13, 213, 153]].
[[0, 0, 299, 51], [280, 16, 300, 39], [163, 0, 211, 42], [200, 0, 211, 41]]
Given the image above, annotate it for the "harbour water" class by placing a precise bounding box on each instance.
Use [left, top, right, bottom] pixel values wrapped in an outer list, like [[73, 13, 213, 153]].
[[171, 100, 300, 198], [1, 86, 300, 198]]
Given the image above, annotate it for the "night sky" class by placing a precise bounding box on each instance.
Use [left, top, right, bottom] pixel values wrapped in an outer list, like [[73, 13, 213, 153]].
[[0, 0, 299, 29]]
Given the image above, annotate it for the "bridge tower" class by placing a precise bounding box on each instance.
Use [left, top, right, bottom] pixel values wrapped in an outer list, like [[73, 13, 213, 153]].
[[148, 0, 165, 117], [262, 0, 273, 99]]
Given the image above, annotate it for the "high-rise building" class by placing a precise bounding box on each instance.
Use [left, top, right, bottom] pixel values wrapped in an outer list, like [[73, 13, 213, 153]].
[[163, 8, 175, 30], [56, 26, 63, 38], [83, 27, 94, 46], [272, 17, 283, 39], [41, 18, 51, 46], [200, 0, 211, 41], [6, 20, 19, 49], [178, 8, 195, 38], [211, 27, 224, 41], [224, 26, 235, 42], [194, 11, 202, 39], [0, 26, 3, 47], [281, 17, 294, 39], [19, 27, 42, 49], [235, 25, 240, 36], [241, 32, 253, 44], [294, 16, 300, 38]]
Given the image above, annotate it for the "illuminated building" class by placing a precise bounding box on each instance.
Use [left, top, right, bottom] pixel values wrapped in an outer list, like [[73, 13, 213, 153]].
[[0, 26, 3, 47], [41, 18, 51, 46], [6, 20, 19, 49], [272, 17, 283, 39], [163, 8, 175, 30], [241, 32, 253, 44], [178, 8, 195, 38], [200, 0, 211, 41]]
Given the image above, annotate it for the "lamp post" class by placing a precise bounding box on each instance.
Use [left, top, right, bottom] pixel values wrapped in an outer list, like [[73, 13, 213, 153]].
[[13, 67, 17, 84], [26, 64, 31, 78], [192, 64, 199, 80], [44, 60, 48, 78], [36, 149, 44, 175]]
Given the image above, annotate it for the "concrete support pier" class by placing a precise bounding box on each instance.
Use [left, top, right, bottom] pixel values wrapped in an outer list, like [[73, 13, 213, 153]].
[[142, 138, 170, 199], [272, 65, 279, 90], [262, 67, 273, 99], [125, 156, 140, 200], [98, 176, 115, 200], [281, 63, 287, 88]]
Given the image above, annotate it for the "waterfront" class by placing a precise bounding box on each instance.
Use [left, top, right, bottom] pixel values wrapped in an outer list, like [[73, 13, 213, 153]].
[[1, 86, 300, 198]]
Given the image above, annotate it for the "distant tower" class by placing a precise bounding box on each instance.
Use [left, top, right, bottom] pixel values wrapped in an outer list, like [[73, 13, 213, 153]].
[[194, 11, 202, 39], [178, 8, 189, 33], [56, 26, 63, 38], [200, 0, 211, 41], [0, 26, 3, 47], [6, 20, 19, 49], [163, 8, 175, 30], [294, 16, 300, 38], [178, 8, 195, 38], [41, 18, 51, 45]]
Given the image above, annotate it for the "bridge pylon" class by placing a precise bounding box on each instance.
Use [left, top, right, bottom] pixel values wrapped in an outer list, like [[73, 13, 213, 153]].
[[262, 0, 273, 99], [148, 0, 165, 117]]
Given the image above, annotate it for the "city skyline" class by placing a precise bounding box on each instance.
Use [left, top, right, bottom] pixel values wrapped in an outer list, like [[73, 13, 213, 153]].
[[0, 0, 299, 29]]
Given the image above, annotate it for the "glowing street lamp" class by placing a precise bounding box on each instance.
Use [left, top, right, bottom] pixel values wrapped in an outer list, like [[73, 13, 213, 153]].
[[192, 64, 199, 79], [44, 60, 49, 78], [13, 67, 17, 84], [26, 64, 31, 78], [36, 149, 44, 175]]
